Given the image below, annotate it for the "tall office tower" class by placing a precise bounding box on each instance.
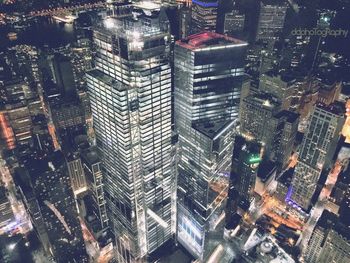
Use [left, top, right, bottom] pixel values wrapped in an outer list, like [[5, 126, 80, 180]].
[[271, 110, 299, 171], [179, 6, 191, 39], [0, 186, 14, 232], [231, 136, 262, 201], [25, 151, 88, 262], [86, 6, 176, 262], [224, 10, 245, 37], [175, 32, 247, 260], [291, 103, 345, 210], [259, 72, 295, 110], [191, 0, 218, 34], [256, 0, 287, 44], [80, 146, 109, 233], [305, 210, 350, 263], [240, 93, 281, 155]]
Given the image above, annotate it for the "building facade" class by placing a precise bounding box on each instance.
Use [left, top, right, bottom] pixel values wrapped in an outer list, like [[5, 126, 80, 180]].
[[240, 93, 281, 155], [291, 103, 345, 210], [191, 0, 218, 34], [256, 0, 287, 43], [86, 6, 176, 262], [174, 32, 247, 260]]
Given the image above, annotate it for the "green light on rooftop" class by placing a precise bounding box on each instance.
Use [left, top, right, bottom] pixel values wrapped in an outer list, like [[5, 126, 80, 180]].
[[248, 156, 261, 164]]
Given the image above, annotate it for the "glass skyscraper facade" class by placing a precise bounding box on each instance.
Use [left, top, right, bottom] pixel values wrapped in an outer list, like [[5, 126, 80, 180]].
[[291, 103, 345, 210], [86, 6, 176, 262], [174, 32, 247, 260]]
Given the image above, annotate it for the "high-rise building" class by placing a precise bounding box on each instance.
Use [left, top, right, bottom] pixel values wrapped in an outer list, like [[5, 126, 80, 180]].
[[179, 6, 191, 39], [22, 151, 88, 262], [231, 136, 262, 201], [305, 210, 350, 263], [291, 103, 345, 210], [191, 0, 219, 34], [224, 10, 245, 36], [256, 0, 287, 43], [240, 93, 299, 167], [86, 5, 176, 262], [174, 32, 247, 260], [271, 110, 299, 170], [240, 93, 281, 154], [259, 72, 296, 110], [80, 146, 109, 233]]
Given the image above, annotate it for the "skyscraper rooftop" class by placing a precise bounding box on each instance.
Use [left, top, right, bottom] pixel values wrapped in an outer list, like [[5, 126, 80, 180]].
[[177, 32, 247, 50]]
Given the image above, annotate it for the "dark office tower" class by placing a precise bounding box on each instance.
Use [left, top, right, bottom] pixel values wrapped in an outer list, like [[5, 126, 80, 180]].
[[175, 32, 247, 260], [216, 0, 235, 34], [256, 0, 287, 44], [86, 5, 176, 262], [26, 151, 88, 262], [240, 93, 281, 155], [80, 146, 109, 233], [305, 210, 350, 263], [179, 6, 191, 39], [291, 103, 345, 210], [231, 136, 262, 201], [271, 110, 299, 171], [191, 0, 219, 34], [225, 136, 266, 230]]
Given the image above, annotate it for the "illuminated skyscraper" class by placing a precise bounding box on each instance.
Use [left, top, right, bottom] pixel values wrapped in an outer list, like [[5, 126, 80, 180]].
[[290, 103, 345, 210], [86, 5, 176, 262], [191, 0, 219, 34], [256, 0, 287, 43], [174, 32, 247, 260]]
